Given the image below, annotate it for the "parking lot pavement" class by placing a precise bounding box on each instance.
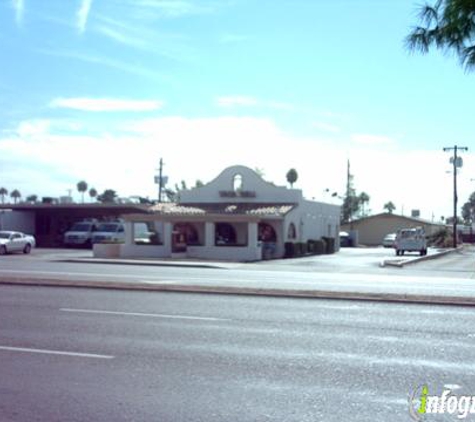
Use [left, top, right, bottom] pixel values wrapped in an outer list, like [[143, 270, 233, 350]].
[[254, 246, 444, 269], [11, 246, 458, 274]]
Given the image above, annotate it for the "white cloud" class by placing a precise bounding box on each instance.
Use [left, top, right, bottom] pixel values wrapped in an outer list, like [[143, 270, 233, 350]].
[[49, 97, 164, 112], [16, 119, 52, 138], [12, 0, 24, 26], [77, 0, 93, 33], [96, 25, 148, 50], [0, 115, 469, 218], [312, 121, 341, 133], [136, 0, 214, 17], [351, 133, 395, 146]]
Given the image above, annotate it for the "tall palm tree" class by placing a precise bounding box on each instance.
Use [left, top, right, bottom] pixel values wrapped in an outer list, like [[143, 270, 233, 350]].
[[89, 187, 98, 202], [286, 168, 298, 188], [358, 192, 370, 217], [406, 0, 475, 70], [77, 180, 88, 203], [10, 189, 21, 204], [0, 187, 8, 204]]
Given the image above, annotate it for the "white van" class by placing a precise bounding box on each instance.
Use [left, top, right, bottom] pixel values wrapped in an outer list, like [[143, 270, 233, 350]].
[[395, 227, 427, 256], [92, 221, 125, 244], [63, 220, 98, 248]]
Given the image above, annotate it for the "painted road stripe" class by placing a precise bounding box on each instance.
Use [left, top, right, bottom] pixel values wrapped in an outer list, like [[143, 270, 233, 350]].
[[60, 308, 230, 322], [0, 345, 114, 359]]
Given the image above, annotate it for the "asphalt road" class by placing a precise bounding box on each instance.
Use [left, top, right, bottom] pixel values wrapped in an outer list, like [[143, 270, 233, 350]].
[[1, 285, 475, 421]]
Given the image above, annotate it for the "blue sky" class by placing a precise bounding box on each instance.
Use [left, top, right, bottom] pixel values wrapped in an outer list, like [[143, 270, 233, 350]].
[[1, 0, 474, 220]]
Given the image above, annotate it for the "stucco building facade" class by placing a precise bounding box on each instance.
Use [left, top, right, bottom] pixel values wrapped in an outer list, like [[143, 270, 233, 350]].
[[110, 165, 340, 261]]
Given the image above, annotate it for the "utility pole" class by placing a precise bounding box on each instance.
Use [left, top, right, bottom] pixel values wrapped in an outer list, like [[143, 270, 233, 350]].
[[157, 158, 164, 203], [443, 145, 468, 248]]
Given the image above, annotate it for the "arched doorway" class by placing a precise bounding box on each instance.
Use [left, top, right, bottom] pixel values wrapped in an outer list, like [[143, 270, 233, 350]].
[[172, 223, 199, 252], [258, 223, 277, 242], [258, 223, 277, 259]]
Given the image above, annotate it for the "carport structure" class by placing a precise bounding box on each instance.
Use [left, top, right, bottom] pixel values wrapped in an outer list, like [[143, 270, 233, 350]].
[[0, 203, 149, 247]]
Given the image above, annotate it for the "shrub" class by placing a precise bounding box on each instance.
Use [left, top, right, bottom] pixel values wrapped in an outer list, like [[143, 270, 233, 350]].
[[307, 240, 316, 254], [284, 242, 295, 258], [314, 239, 325, 255], [427, 228, 454, 247], [298, 242, 308, 256]]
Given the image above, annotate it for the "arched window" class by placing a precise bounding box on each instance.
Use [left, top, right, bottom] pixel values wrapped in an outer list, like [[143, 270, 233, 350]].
[[173, 223, 200, 245], [233, 174, 243, 193], [287, 223, 296, 240], [258, 223, 277, 242], [215, 223, 237, 245]]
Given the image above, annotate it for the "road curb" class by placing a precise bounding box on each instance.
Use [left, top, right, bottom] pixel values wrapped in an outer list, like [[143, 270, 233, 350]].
[[382, 246, 462, 267], [1, 276, 475, 307], [58, 258, 230, 270]]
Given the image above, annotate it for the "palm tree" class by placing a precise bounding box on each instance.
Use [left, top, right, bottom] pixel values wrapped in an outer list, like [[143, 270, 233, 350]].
[[0, 187, 8, 204], [384, 201, 396, 214], [358, 192, 370, 217], [10, 189, 21, 204], [89, 187, 98, 202], [286, 168, 298, 188], [406, 0, 475, 70], [26, 194, 38, 203], [77, 180, 88, 203]]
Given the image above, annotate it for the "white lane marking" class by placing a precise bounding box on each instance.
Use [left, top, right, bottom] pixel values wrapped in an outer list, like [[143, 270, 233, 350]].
[[60, 308, 230, 322], [0, 345, 114, 359]]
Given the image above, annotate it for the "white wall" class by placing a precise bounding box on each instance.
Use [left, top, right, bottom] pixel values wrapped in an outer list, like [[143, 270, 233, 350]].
[[187, 245, 262, 261], [120, 244, 170, 258], [180, 165, 303, 204], [285, 201, 340, 242]]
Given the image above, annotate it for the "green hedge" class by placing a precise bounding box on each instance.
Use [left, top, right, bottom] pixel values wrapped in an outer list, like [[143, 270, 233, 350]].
[[284, 238, 336, 258]]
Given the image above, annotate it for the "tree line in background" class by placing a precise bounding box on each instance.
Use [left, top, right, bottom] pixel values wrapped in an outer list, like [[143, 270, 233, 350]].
[[1, 168, 399, 222]]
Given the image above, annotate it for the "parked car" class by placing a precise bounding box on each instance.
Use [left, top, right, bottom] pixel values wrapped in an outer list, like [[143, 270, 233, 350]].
[[92, 221, 125, 244], [395, 227, 427, 256], [382, 233, 396, 248], [339, 231, 352, 247], [63, 220, 98, 248], [0, 231, 36, 255]]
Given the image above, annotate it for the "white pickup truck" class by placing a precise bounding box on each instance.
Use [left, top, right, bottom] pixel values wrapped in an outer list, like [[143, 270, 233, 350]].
[[92, 221, 125, 244], [64, 221, 98, 248], [395, 227, 427, 256]]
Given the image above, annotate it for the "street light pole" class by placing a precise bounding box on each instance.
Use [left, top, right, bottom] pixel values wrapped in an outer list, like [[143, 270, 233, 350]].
[[443, 145, 468, 248]]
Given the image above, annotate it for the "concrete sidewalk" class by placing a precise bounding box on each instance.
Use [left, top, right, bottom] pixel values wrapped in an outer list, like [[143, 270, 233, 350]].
[[60, 256, 240, 270], [59, 245, 459, 269], [2, 268, 475, 307]]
